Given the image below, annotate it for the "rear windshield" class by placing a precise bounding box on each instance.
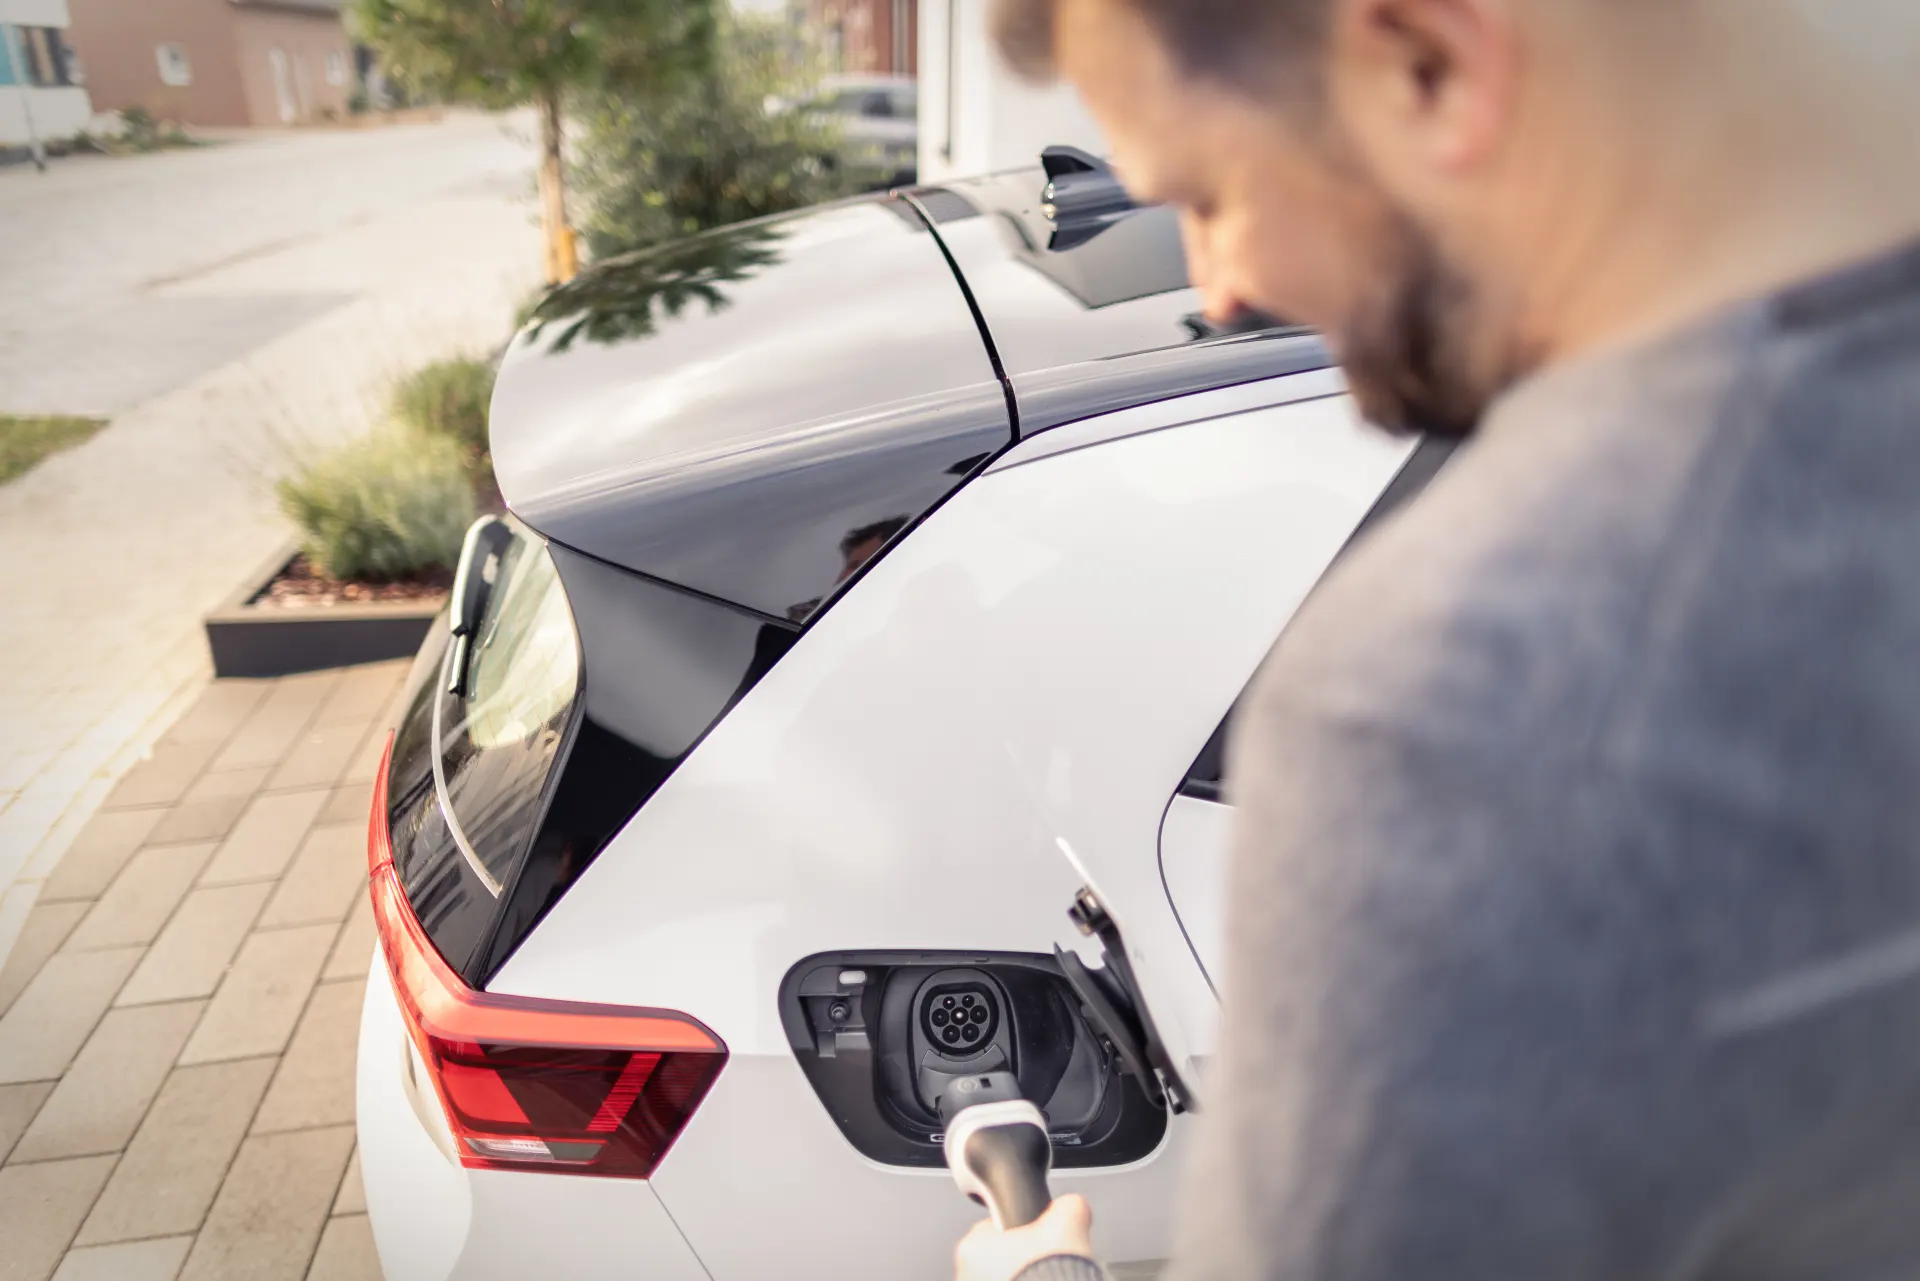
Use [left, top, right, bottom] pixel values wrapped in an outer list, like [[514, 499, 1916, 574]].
[[387, 523, 582, 972], [438, 532, 579, 892], [386, 523, 803, 983]]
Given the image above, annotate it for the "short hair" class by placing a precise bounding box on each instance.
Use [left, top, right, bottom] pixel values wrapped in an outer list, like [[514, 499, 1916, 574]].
[[991, 0, 1334, 96]]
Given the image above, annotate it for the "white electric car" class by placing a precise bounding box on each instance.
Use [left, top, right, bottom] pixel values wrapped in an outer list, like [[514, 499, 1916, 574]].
[[357, 153, 1454, 1280]]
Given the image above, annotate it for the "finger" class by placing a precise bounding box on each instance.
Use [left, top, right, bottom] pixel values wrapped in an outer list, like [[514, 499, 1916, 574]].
[[1045, 1193, 1093, 1239]]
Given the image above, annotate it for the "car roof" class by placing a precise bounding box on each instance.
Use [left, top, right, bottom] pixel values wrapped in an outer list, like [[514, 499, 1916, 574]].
[[491, 175, 1334, 622]]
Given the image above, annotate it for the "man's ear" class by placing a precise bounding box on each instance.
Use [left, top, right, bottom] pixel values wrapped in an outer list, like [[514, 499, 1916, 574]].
[[1328, 0, 1518, 177]]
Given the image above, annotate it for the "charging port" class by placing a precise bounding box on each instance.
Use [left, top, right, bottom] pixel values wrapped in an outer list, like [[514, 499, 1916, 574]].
[[779, 951, 1168, 1169]]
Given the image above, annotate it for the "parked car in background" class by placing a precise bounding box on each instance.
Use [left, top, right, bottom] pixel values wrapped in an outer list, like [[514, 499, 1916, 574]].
[[783, 72, 918, 189], [356, 156, 1453, 1281]]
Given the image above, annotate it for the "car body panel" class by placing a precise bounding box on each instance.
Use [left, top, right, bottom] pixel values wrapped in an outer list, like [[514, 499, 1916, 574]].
[[1158, 795, 1233, 996], [901, 173, 1333, 435], [484, 382, 1414, 1277], [656, 1053, 1188, 1281], [359, 966, 472, 1281], [491, 198, 1009, 617], [985, 367, 1348, 474], [912, 181, 1204, 380], [357, 966, 712, 1281], [488, 180, 1339, 619]]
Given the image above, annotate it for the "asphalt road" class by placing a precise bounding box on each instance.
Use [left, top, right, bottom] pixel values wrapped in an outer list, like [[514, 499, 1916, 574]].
[[0, 114, 536, 416], [0, 112, 543, 945]]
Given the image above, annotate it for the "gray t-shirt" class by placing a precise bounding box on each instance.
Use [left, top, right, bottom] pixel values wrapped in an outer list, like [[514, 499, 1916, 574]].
[[1169, 239, 1920, 1281]]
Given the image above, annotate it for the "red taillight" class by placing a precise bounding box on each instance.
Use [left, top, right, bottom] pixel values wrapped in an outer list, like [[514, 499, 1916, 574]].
[[366, 735, 726, 1178]]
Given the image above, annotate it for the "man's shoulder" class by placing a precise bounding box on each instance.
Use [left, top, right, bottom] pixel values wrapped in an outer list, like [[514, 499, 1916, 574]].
[[1249, 271, 1920, 785], [1250, 396, 1728, 760]]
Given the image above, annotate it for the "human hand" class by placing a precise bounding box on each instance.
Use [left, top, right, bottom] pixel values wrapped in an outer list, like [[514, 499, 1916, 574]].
[[954, 1193, 1097, 1281]]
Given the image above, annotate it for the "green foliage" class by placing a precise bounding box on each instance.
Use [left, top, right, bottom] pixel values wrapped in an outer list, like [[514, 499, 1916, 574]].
[[524, 222, 787, 353], [0, 415, 106, 485], [392, 356, 495, 470], [349, 0, 718, 110], [119, 107, 163, 151], [574, 16, 857, 260], [277, 429, 477, 582], [107, 107, 199, 154]]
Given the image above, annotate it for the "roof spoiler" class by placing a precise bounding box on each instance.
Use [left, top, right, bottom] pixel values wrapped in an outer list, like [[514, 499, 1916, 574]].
[[1039, 146, 1138, 251]]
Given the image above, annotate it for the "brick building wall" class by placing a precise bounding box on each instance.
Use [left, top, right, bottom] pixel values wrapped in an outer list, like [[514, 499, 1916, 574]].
[[804, 0, 916, 75], [232, 5, 351, 125], [66, 0, 251, 125], [64, 0, 350, 126]]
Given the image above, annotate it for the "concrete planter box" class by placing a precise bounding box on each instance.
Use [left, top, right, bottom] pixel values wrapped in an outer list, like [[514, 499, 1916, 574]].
[[205, 543, 445, 678]]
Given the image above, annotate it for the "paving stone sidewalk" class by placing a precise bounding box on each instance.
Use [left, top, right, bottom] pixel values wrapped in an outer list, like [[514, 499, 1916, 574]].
[[0, 661, 410, 1281]]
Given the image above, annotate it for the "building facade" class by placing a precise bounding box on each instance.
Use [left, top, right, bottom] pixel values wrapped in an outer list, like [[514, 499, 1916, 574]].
[[0, 0, 92, 147], [801, 0, 916, 75], [64, 0, 352, 127], [916, 0, 1102, 183]]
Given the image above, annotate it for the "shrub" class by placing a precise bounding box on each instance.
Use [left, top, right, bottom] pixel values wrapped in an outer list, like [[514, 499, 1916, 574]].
[[277, 428, 476, 581], [391, 356, 495, 469], [573, 15, 857, 260], [120, 107, 161, 152]]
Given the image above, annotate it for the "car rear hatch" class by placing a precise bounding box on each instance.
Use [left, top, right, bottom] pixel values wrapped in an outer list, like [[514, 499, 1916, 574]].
[[489, 195, 1013, 622], [389, 194, 1020, 996]]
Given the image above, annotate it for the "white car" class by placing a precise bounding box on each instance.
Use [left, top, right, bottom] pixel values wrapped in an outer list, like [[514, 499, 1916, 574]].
[[787, 72, 920, 189], [357, 160, 1452, 1280]]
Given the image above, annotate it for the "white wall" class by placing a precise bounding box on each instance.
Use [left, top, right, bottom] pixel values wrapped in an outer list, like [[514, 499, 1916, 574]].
[[917, 0, 1104, 181], [0, 84, 89, 144], [0, 0, 69, 28], [1794, 0, 1920, 78], [1, 0, 92, 146]]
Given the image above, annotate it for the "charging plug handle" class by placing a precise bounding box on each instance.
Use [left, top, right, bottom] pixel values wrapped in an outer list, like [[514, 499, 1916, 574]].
[[943, 1099, 1054, 1230]]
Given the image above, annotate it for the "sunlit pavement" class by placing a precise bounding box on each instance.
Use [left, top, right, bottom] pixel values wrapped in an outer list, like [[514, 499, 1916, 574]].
[[0, 114, 542, 961], [0, 662, 406, 1281]]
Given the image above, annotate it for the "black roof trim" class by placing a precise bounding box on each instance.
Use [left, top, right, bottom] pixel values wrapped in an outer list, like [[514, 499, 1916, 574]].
[[898, 188, 1022, 436], [1012, 329, 1334, 439]]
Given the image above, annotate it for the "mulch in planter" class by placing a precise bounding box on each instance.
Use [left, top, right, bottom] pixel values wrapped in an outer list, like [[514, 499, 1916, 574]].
[[254, 554, 452, 610]]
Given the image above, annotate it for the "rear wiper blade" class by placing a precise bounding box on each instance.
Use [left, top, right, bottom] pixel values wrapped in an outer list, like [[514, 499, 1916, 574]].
[[446, 516, 513, 697], [1055, 886, 1197, 1114]]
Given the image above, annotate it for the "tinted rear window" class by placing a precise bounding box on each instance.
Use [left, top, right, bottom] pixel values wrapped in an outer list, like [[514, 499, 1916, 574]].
[[387, 527, 802, 984], [387, 524, 583, 971], [438, 533, 579, 892]]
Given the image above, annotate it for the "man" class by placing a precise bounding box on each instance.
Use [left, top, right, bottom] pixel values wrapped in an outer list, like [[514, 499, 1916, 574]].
[[957, 1, 1920, 1279]]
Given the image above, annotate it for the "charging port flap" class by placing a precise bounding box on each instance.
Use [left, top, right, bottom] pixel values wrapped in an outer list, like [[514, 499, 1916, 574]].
[[1061, 887, 1197, 1115]]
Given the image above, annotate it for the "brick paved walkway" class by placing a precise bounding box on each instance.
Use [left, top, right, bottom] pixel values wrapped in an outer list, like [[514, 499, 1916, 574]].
[[0, 662, 408, 1281]]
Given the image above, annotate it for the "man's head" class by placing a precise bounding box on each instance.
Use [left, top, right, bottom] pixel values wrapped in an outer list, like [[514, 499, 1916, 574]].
[[992, 0, 1887, 435]]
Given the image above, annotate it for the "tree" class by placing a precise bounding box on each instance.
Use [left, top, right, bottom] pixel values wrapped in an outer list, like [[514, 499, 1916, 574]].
[[573, 14, 857, 261], [350, 0, 718, 284], [572, 15, 855, 261]]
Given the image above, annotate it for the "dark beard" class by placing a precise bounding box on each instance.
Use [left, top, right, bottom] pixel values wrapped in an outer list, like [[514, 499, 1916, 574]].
[[1334, 211, 1513, 440]]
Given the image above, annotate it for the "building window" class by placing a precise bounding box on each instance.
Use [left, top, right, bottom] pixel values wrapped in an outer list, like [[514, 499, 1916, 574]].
[[156, 43, 192, 87], [325, 51, 347, 86], [3, 26, 77, 87]]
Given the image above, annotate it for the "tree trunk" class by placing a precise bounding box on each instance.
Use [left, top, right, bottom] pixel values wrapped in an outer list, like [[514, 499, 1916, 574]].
[[537, 88, 578, 285]]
